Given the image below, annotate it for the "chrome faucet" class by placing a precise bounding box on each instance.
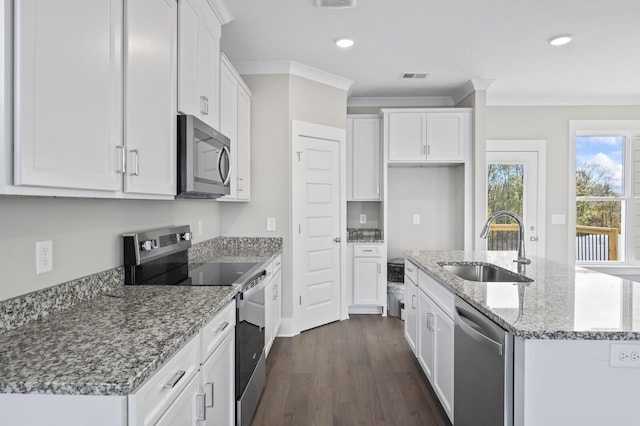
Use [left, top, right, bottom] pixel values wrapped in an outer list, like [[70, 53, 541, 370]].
[[480, 211, 531, 272]]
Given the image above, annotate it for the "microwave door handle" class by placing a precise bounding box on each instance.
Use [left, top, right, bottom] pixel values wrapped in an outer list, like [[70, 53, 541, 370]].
[[219, 145, 232, 185]]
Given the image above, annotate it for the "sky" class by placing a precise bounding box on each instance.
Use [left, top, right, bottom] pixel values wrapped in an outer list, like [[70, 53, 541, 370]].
[[576, 135, 624, 195]]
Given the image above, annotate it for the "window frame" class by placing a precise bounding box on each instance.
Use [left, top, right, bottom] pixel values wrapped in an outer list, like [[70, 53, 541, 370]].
[[569, 120, 640, 267]]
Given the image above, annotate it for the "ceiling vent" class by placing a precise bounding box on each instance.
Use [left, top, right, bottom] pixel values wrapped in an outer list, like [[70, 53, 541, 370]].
[[401, 73, 430, 79], [314, 0, 357, 8]]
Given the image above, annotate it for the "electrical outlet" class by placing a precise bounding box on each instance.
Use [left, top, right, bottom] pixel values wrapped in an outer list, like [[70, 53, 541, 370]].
[[36, 240, 53, 275], [267, 218, 276, 232], [360, 214, 367, 224], [610, 343, 640, 368], [413, 214, 420, 225]]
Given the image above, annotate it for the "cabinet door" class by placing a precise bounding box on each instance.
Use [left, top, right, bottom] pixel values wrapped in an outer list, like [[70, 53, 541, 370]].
[[388, 113, 427, 162], [124, 0, 177, 195], [14, 0, 123, 191], [155, 373, 199, 426], [433, 303, 454, 421], [349, 118, 380, 200], [198, 5, 220, 130], [353, 257, 382, 305], [177, 0, 200, 117], [264, 279, 274, 356], [219, 59, 238, 199], [417, 289, 435, 381], [272, 269, 282, 338], [235, 85, 251, 200], [425, 112, 467, 162], [404, 278, 418, 354], [202, 331, 235, 426]]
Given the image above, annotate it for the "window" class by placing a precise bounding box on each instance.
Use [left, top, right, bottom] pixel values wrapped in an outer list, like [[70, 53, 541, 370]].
[[575, 132, 640, 262]]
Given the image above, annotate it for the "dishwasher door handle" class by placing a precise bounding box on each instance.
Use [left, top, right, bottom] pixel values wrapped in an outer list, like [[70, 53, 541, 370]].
[[456, 309, 503, 356]]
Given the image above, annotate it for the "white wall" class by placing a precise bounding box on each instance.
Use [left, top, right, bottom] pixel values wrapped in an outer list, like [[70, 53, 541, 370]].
[[0, 197, 220, 301], [484, 104, 640, 263], [218, 73, 347, 320], [386, 166, 465, 259]]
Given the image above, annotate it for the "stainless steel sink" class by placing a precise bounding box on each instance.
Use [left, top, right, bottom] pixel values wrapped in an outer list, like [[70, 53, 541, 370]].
[[439, 262, 532, 283]]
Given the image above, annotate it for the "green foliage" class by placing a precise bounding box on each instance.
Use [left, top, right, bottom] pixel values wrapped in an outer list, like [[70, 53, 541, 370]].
[[487, 164, 523, 221], [576, 162, 621, 232]]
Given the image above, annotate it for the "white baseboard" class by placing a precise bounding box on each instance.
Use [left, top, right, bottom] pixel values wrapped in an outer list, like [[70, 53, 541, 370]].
[[276, 317, 297, 337], [348, 305, 383, 315]]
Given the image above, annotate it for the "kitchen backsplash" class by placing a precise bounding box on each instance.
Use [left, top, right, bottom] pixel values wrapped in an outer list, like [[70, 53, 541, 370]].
[[348, 228, 384, 241], [0, 236, 283, 333]]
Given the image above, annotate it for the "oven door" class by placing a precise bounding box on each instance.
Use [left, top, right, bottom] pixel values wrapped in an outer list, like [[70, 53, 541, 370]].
[[236, 279, 266, 399], [177, 115, 231, 198]]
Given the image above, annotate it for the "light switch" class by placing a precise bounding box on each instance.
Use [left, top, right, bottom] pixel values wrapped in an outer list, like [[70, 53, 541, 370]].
[[413, 214, 420, 225], [267, 218, 276, 232]]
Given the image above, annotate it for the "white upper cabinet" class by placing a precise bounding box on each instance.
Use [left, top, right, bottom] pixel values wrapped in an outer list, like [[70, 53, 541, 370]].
[[13, 0, 123, 191], [218, 54, 251, 202], [124, 0, 177, 196], [177, 0, 221, 130], [385, 109, 470, 164], [11, 0, 178, 198], [387, 112, 427, 162], [347, 116, 380, 200]]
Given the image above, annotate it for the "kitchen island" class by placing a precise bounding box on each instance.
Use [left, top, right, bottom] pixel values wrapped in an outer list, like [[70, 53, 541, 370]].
[[406, 250, 640, 426]]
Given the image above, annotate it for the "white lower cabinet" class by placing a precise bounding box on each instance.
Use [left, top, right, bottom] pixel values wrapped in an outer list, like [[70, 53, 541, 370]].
[[200, 330, 235, 426], [154, 373, 200, 426], [417, 271, 454, 423], [265, 255, 282, 356], [404, 260, 419, 353], [349, 244, 386, 315]]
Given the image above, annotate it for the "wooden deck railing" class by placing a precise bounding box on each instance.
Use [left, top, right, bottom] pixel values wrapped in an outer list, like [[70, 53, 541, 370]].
[[576, 225, 618, 261], [487, 223, 619, 261]]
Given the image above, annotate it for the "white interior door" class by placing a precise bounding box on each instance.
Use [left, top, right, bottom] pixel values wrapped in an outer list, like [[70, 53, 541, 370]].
[[486, 140, 546, 258], [292, 121, 344, 333]]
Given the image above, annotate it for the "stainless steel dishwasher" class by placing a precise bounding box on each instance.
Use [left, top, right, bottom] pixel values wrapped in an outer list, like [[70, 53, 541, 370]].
[[454, 296, 513, 426]]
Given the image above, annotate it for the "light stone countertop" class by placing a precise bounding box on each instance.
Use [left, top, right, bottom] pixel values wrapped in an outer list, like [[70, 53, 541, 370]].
[[405, 250, 640, 340], [0, 237, 283, 396]]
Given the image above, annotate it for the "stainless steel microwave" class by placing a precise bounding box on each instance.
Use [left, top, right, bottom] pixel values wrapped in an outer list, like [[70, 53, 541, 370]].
[[177, 115, 231, 199]]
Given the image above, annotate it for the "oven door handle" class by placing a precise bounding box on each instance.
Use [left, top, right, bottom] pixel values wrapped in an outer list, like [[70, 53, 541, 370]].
[[239, 270, 267, 300]]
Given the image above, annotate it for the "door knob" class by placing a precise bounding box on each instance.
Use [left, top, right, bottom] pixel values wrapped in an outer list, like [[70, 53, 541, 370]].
[[530, 236, 538, 242], [333, 237, 341, 243]]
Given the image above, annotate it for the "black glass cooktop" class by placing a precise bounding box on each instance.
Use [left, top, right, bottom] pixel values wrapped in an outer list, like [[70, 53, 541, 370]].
[[186, 262, 261, 286]]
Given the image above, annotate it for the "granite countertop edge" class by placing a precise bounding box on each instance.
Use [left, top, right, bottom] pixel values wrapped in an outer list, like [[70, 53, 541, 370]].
[[0, 244, 282, 396], [405, 250, 640, 341]]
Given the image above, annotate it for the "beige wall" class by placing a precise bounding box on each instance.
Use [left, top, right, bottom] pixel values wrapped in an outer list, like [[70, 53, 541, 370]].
[[0, 197, 220, 301], [484, 104, 640, 262], [219, 73, 347, 320], [387, 166, 465, 259]]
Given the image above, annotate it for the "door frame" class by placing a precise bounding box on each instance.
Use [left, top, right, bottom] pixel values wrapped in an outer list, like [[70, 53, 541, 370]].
[[290, 120, 347, 336], [486, 140, 547, 258]]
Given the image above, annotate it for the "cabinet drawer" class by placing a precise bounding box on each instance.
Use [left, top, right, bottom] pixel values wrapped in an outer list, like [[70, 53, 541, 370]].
[[418, 269, 454, 319], [154, 372, 200, 426], [354, 245, 381, 257], [200, 299, 236, 362], [405, 260, 418, 284], [129, 335, 200, 426]]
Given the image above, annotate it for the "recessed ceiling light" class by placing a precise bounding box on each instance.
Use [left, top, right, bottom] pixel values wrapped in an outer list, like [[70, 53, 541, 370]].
[[548, 34, 573, 46], [335, 38, 354, 48]]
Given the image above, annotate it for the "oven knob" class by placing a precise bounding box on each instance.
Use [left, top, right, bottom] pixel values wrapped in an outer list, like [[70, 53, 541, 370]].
[[179, 232, 192, 241], [140, 240, 154, 251]]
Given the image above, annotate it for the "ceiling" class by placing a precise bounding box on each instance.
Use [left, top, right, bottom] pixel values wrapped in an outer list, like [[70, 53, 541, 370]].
[[219, 0, 640, 106]]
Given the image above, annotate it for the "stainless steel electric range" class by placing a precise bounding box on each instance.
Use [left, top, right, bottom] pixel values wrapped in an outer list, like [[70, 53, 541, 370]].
[[123, 225, 266, 426]]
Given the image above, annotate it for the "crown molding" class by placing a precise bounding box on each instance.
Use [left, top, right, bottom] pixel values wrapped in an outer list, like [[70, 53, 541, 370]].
[[232, 60, 353, 91], [347, 96, 454, 108], [486, 94, 640, 106], [207, 0, 233, 24]]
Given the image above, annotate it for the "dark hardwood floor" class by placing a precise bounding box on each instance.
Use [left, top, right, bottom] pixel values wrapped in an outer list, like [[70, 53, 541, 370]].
[[252, 315, 452, 426]]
